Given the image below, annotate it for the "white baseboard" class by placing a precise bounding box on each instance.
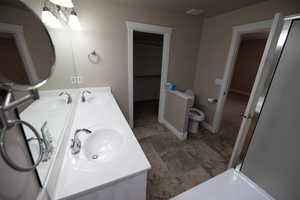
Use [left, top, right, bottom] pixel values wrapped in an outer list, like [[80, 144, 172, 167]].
[[161, 119, 187, 140], [201, 121, 215, 133]]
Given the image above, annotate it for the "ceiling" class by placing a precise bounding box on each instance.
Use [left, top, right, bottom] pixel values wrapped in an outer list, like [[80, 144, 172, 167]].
[[107, 0, 267, 17]]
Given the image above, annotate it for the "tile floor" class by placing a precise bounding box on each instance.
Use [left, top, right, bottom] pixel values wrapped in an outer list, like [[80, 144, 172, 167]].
[[133, 100, 236, 200]]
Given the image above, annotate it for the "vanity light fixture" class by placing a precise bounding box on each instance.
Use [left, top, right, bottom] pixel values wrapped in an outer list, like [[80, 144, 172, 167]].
[[68, 9, 82, 31], [42, 6, 63, 29], [42, 0, 82, 30], [50, 0, 74, 8]]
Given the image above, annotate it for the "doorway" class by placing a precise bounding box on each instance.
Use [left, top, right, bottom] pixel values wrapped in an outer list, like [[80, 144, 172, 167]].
[[0, 33, 30, 84], [133, 31, 163, 127], [126, 21, 172, 128], [220, 33, 268, 145]]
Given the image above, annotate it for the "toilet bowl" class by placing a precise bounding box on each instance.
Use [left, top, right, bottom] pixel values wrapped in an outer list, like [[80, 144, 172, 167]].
[[189, 108, 205, 121], [185, 90, 205, 134], [189, 108, 205, 134]]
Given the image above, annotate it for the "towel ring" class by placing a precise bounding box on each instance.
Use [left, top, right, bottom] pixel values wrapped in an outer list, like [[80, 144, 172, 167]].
[[0, 120, 44, 172], [88, 50, 100, 64]]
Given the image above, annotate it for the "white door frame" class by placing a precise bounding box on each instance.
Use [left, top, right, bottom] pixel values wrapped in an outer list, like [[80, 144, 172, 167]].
[[0, 23, 38, 84], [212, 19, 273, 133], [228, 13, 284, 168], [126, 21, 172, 128]]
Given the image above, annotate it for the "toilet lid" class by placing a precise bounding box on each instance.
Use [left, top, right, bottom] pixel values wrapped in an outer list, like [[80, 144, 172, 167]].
[[189, 108, 205, 121]]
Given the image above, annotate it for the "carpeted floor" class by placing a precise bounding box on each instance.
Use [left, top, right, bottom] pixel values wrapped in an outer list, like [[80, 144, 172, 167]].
[[220, 92, 249, 141], [133, 100, 236, 200]]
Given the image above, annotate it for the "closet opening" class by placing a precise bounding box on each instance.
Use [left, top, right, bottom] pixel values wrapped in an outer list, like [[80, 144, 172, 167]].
[[133, 31, 164, 127]]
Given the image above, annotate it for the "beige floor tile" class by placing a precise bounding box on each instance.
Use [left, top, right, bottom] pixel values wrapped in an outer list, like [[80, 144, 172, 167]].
[[134, 100, 238, 200]]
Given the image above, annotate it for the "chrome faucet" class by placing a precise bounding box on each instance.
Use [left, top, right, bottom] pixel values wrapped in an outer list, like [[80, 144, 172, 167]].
[[59, 92, 72, 104], [81, 90, 91, 103], [70, 128, 92, 155], [27, 121, 54, 162]]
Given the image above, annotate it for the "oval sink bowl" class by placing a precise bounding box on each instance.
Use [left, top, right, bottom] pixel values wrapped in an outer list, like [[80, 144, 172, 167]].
[[32, 98, 69, 111], [86, 95, 110, 105], [83, 129, 124, 162]]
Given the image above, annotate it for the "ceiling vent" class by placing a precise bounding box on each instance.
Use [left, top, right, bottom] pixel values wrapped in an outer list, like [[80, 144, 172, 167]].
[[186, 9, 204, 16]]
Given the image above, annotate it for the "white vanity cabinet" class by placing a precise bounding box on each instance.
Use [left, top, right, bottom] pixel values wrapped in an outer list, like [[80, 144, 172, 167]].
[[49, 87, 150, 200], [73, 172, 147, 200]]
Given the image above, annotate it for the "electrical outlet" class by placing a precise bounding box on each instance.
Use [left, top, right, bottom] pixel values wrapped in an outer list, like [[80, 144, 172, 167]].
[[77, 76, 82, 84], [71, 76, 77, 84], [70, 76, 82, 84]]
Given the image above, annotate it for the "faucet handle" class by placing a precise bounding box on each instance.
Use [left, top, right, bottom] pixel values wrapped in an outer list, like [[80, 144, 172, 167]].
[[81, 90, 92, 103], [59, 91, 72, 104], [82, 90, 91, 94], [75, 128, 92, 134], [70, 138, 75, 148]]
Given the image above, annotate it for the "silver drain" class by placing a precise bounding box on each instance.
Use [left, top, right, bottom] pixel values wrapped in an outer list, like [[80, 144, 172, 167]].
[[92, 155, 99, 160]]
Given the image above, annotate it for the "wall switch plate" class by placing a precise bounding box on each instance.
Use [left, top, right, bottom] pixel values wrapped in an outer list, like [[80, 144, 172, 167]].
[[71, 76, 82, 84], [71, 76, 76, 84], [76, 76, 81, 84]]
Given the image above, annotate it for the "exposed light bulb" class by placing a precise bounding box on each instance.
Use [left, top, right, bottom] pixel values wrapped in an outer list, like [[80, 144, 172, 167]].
[[42, 7, 63, 29], [49, 0, 74, 8], [59, 10, 67, 22], [57, 6, 67, 22], [68, 10, 82, 31]]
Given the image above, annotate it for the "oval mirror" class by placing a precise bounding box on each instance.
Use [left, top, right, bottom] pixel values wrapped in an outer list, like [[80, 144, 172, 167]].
[[0, 0, 55, 91]]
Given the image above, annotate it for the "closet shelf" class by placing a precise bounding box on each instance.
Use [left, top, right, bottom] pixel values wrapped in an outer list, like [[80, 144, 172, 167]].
[[134, 75, 161, 78], [134, 42, 163, 47]]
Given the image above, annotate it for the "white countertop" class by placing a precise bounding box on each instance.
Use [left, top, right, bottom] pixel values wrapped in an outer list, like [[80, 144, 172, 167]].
[[54, 88, 151, 199], [167, 90, 192, 100], [171, 169, 275, 200], [20, 90, 76, 186]]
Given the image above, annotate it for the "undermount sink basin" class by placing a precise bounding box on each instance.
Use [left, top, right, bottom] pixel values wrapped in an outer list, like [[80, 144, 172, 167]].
[[83, 129, 124, 161], [86, 95, 109, 105], [33, 98, 69, 111]]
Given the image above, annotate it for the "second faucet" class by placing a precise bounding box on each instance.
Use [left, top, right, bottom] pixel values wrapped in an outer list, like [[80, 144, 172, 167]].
[[59, 92, 72, 104], [81, 90, 91, 103]]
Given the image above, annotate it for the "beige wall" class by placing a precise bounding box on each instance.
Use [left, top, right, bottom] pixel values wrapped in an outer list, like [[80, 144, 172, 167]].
[[24, 0, 203, 120], [23, 0, 300, 123], [67, 0, 203, 120], [230, 38, 267, 95], [23, 0, 78, 91], [193, 0, 300, 124], [40, 29, 78, 90]]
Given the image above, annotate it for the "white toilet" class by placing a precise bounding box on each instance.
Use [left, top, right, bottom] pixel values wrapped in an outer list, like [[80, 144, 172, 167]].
[[185, 90, 205, 134]]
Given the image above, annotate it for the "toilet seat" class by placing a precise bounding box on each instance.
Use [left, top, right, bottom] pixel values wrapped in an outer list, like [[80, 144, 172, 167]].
[[189, 108, 205, 121]]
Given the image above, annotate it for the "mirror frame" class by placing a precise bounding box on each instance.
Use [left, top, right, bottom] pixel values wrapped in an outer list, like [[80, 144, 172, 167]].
[[0, 0, 56, 91]]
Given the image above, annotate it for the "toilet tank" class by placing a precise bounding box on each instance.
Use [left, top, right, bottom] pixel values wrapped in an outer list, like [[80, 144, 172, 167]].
[[164, 90, 193, 140]]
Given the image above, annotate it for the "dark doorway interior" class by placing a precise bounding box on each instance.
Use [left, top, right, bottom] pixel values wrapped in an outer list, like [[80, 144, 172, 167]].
[[133, 31, 163, 127], [221, 34, 268, 146]]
